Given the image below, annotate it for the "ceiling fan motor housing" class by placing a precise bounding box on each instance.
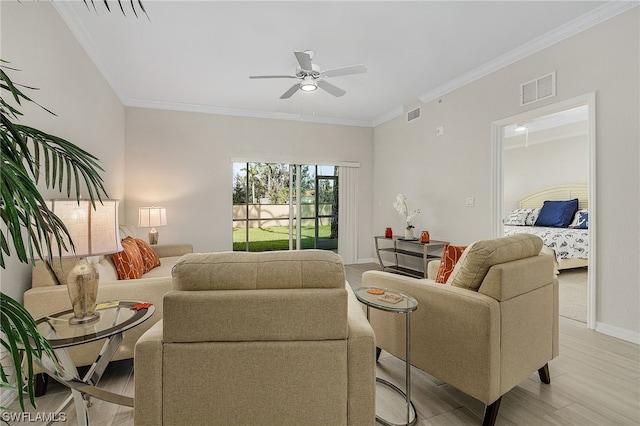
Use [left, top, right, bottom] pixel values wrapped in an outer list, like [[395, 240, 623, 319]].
[[296, 63, 321, 78]]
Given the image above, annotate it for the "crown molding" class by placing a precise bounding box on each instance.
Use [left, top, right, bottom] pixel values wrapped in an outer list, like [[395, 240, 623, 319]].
[[127, 98, 373, 127], [371, 106, 404, 127], [414, 1, 638, 106]]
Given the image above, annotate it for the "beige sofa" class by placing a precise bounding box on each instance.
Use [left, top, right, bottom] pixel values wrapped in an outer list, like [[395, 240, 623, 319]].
[[24, 226, 192, 375], [134, 250, 376, 426], [361, 234, 559, 426]]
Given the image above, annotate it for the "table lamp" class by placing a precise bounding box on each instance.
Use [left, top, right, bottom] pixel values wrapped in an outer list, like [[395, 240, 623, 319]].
[[48, 200, 122, 325], [138, 207, 167, 245]]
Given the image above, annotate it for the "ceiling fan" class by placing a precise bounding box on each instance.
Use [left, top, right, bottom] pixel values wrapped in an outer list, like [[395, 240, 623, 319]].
[[249, 50, 367, 99]]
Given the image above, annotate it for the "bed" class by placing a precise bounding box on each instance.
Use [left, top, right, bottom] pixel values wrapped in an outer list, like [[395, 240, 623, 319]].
[[503, 185, 589, 270]]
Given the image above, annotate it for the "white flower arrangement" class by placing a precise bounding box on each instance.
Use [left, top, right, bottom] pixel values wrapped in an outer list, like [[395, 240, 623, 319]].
[[393, 194, 421, 230]]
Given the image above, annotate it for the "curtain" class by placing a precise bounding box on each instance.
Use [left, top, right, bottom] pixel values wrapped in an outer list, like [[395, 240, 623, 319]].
[[338, 166, 359, 264]]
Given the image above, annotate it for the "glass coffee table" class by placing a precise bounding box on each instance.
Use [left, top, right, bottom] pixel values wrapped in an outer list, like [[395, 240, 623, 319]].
[[354, 287, 418, 426], [35, 300, 155, 426]]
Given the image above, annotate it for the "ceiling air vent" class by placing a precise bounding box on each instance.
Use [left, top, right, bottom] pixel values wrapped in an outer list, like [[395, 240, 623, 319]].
[[520, 71, 556, 106], [407, 107, 421, 122]]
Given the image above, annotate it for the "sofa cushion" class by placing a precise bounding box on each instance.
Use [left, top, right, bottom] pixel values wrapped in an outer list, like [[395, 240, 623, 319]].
[[448, 234, 543, 291], [112, 237, 145, 280], [435, 245, 467, 283], [141, 256, 183, 279], [135, 238, 161, 272], [172, 250, 345, 291]]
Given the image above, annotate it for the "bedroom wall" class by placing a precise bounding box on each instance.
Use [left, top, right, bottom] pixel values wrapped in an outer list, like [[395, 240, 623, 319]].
[[124, 107, 373, 258], [0, 2, 126, 301], [372, 7, 639, 342], [504, 131, 589, 211]]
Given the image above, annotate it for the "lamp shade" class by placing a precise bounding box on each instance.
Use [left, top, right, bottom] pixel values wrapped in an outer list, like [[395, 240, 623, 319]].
[[138, 207, 167, 228], [47, 200, 122, 257]]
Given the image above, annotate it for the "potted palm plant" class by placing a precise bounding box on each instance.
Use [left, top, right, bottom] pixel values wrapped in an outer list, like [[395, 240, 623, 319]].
[[0, 0, 146, 412]]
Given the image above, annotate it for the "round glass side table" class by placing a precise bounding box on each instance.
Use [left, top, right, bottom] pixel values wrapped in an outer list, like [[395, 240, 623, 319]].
[[35, 300, 155, 426], [354, 287, 418, 426]]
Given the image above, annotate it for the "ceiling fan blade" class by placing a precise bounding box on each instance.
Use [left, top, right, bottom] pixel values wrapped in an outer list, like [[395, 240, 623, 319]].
[[294, 51, 313, 71], [322, 64, 367, 78], [317, 80, 346, 97], [249, 75, 297, 79], [280, 84, 300, 99]]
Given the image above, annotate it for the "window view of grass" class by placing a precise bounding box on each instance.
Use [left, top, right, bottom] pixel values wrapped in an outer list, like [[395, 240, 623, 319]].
[[233, 226, 332, 251]]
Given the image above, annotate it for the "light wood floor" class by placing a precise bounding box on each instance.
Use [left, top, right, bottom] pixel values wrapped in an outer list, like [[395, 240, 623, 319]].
[[8, 263, 638, 425]]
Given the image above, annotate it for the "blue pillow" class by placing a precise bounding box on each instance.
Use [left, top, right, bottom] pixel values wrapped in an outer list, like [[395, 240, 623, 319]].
[[534, 199, 579, 228], [572, 211, 589, 229]]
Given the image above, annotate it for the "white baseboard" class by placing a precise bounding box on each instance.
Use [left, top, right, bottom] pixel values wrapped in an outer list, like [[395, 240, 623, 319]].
[[595, 322, 640, 345]]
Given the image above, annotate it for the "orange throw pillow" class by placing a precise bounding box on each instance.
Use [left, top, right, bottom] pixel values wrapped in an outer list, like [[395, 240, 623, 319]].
[[111, 237, 145, 280], [435, 244, 468, 284], [135, 238, 161, 273]]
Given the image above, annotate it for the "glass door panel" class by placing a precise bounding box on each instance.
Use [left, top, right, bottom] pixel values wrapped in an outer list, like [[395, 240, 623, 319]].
[[233, 162, 338, 252]]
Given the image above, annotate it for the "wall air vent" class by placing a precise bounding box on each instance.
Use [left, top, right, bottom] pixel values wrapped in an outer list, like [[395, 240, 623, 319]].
[[407, 107, 421, 122], [520, 71, 556, 106]]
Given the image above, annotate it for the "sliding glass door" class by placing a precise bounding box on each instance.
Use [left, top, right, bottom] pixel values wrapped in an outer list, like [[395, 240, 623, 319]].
[[232, 162, 338, 252]]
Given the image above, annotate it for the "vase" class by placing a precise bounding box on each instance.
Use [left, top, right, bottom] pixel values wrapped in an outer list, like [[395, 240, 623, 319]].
[[404, 227, 414, 240]]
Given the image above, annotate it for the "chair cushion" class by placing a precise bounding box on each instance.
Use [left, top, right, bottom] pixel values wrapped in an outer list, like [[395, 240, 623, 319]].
[[448, 234, 543, 291]]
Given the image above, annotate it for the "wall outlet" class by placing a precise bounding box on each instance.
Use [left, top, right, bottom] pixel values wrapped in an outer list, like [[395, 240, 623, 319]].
[[436, 126, 444, 136], [465, 197, 475, 207]]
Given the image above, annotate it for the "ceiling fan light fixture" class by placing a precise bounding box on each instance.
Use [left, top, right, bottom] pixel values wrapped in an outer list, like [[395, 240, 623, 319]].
[[300, 76, 317, 92]]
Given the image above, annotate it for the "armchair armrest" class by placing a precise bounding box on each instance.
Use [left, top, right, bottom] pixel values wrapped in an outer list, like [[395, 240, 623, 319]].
[[426, 259, 440, 280], [345, 286, 376, 425], [151, 243, 193, 258], [361, 270, 502, 403], [134, 321, 164, 426]]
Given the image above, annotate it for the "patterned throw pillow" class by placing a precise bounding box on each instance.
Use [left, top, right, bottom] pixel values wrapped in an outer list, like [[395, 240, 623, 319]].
[[504, 209, 529, 226], [569, 210, 589, 229], [525, 208, 540, 226], [111, 237, 145, 280], [135, 238, 161, 272], [435, 244, 468, 284], [505, 208, 540, 226]]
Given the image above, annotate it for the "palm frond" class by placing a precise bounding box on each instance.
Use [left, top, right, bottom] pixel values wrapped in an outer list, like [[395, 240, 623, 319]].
[[82, 0, 149, 20], [0, 293, 59, 411]]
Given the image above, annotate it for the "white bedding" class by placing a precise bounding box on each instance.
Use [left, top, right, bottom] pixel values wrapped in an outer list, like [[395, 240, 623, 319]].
[[504, 225, 588, 261]]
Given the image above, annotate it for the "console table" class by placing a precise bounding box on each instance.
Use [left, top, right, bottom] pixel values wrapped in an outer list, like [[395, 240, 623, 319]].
[[374, 236, 448, 278]]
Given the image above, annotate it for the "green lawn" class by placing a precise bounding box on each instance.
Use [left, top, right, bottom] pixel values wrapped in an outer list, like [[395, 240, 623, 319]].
[[232, 226, 335, 251]]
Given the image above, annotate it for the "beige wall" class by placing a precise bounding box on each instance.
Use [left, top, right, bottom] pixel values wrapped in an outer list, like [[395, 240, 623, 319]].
[[373, 8, 639, 340], [124, 107, 373, 254], [504, 132, 589, 211], [0, 2, 126, 301]]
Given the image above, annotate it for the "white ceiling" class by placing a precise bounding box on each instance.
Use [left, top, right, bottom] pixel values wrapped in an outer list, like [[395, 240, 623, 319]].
[[53, 1, 626, 127]]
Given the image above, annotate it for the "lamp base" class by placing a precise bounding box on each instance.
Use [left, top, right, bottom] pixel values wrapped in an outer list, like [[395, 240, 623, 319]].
[[148, 228, 159, 245], [67, 258, 100, 325], [68, 312, 100, 325]]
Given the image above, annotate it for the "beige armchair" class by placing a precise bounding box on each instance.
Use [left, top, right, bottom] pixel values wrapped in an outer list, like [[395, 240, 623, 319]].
[[134, 250, 376, 426], [361, 234, 558, 426]]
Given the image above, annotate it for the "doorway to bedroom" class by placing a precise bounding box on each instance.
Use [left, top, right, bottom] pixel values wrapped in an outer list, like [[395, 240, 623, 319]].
[[491, 93, 595, 328]]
